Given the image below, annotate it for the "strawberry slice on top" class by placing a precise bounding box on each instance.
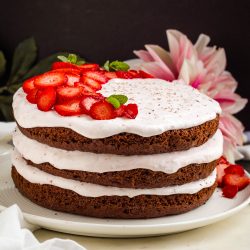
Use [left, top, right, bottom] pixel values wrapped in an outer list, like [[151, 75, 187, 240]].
[[82, 71, 108, 84], [89, 101, 116, 120], [57, 86, 83, 102], [34, 72, 67, 88], [36, 87, 57, 112], [81, 76, 102, 90], [51, 61, 79, 70], [78, 63, 99, 71], [80, 95, 104, 114], [65, 73, 80, 86], [55, 99, 83, 116], [22, 77, 36, 93]]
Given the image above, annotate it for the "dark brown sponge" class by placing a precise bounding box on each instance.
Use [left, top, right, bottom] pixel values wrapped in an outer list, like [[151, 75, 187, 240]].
[[26, 158, 218, 188], [17, 115, 219, 155], [12, 167, 217, 219]]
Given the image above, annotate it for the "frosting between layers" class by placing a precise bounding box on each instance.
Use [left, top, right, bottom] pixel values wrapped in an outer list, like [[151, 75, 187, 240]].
[[12, 149, 217, 197], [13, 79, 221, 139], [13, 128, 223, 174]]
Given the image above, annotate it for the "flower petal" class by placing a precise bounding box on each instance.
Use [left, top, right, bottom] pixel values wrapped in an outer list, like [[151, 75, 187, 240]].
[[133, 50, 154, 62]]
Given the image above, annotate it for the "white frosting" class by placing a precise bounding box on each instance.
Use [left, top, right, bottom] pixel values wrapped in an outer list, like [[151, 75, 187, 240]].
[[13, 128, 223, 174], [12, 149, 217, 197], [13, 79, 221, 139]]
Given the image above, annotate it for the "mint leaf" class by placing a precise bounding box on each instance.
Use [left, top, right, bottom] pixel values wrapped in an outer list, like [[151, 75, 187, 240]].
[[110, 61, 130, 71], [57, 54, 86, 65], [106, 96, 121, 108], [68, 54, 77, 64], [109, 94, 128, 105], [103, 60, 110, 71], [57, 55, 68, 62]]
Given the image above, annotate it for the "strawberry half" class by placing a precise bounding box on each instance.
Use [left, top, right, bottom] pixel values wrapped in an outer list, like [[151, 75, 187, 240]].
[[222, 185, 238, 199], [224, 164, 245, 176], [81, 76, 102, 90], [26, 88, 38, 104], [82, 71, 108, 84], [216, 162, 230, 187], [124, 104, 138, 119], [114, 104, 125, 117], [219, 156, 229, 165], [34, 72, 67, 88], [55, 99, 83, 116], [223, 174, 249, 191], [89, 101, 116, 120], [78, 63, 99, 71], [36, 87, 56, 111], [22, 77, 36, 93], [80, 95, 104, 114], [65, 73, 80, 86], [57, 86, 82, 102], [51, 62, 79, 70]]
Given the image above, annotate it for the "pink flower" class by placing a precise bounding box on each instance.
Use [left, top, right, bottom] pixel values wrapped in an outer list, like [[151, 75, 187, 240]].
[[134, 29, 248, 162]]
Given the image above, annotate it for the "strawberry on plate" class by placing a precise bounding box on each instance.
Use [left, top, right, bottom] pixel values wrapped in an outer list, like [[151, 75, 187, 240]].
[[216, 161, 230, 187], [22, 77, 36, 93], [82, 71, 108, 84], [80, 95, 104, 114], [81, 76, 102, 90], [34, 72, 67, 88], [89, 100, 116, 120], [55, 99, 83, 116], [36, 87, 56, 111], [222, 185, 238, 198], [224, 164, 245, 176], [51, 62, 79, 70], [223, 174, 249, 191], [124, 104, 138, 119], [57, 86, 82, 102]]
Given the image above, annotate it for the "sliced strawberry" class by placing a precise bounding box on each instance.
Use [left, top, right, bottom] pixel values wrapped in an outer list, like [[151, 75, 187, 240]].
[[65, 73, 80, 86], [80, 95, 104, 114], [89, 101, 116, 120], [22, 77, 36, 93], [124, 104, 138, 119], [222, 185, 238, 198], [216, 163, 229, 187], [114, 104, 125, 117], [104, 71, 117, 79], [52, 68, 81, 75], [81, 76, 102, 90], [219, 156, 229, 165], [82, 71, 108, 84], [78, 63, 99, 71], [57, 86, 82, 102], [26, 88, 38, 104], [36, 87, 56, 111], [51, 62, 79, 70], [55, 99, 82, 116], [74, 82, 96, 95], [224, 164, 245, 176], [116, 71, 133, 79], [128, 70, 140, 78], [139, 70, 154, 78], [34, 72, 67, 88], [223, 174, 249, 191]]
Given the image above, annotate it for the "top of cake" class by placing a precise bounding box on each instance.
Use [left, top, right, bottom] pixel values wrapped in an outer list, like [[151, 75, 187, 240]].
[[13, 78, 221, 139]]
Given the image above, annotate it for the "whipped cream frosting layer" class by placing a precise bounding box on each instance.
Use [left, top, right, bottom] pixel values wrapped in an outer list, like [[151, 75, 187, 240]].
[[13, 79, 221, 139], [13, 128, 223, 174], [12, 149, 217, 197]]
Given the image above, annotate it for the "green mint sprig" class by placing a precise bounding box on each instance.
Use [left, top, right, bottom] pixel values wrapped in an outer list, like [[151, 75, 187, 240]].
[[103, 60, 130, 72], [106, 94, 128, 108], [57, 53, 85, 65]]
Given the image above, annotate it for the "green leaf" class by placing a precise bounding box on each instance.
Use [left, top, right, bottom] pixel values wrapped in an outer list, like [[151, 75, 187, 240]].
[[24, 52, 69, 79], [103, 60, 110, 71], [109, 94, 128, 105], [57, 53, 86, 65], [106, 96, 121, 109], [7, 37, 37, 86], [68, 54, 77, 64], [0, 95, 14, 121], [0, 51, 6, 78], [57, 55, 68, 62], [109, 61, 130, 71]]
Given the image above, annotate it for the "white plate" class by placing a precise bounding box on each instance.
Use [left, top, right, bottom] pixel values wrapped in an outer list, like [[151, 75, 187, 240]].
[[0, 152, 250, 238]]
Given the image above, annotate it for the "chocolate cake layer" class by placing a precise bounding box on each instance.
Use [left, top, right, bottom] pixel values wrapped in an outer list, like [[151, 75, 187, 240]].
[[25, 158, 218, 188], [17, 115, 219, 155], [12, 167, 217, 219]]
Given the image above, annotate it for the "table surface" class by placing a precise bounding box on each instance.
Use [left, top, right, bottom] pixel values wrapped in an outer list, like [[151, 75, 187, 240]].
[[34, 206, 250, 250]]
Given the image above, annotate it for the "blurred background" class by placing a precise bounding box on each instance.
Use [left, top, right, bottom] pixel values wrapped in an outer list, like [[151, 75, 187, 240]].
[[0, 0, 249, 128]]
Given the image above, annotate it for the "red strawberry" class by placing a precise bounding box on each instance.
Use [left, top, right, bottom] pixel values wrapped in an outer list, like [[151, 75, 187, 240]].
[[114, 104, 125, 117], [223, 174, 249, 191], [128, 70, 140, 78], [216, 163, 229, 187], [55, 99, 83, 116], [219, 156, 229, 165], [89, 101, 116, 120], [116, 71, 133, 79], [222, 185, 238, 198], [81, 76, 102, 90], [104, 71, 117, 79], [78, 63, 99, 71], [65, 73, 80, 86], [82, 71, 108, 84], [26, 88, 38, 104], [22, 77, 36, 93], [52, 68, 81, 75], [74, 82, 97, 95], [124, 104, 138, 119], [36, 87, 56, 111], [57, 86, 82, 102], [80, 95, 104, 114], [51, 62, 79, 70], [34, 72, 67, 88], [224, 164, 245, 176], [139, 70, 154, 78]]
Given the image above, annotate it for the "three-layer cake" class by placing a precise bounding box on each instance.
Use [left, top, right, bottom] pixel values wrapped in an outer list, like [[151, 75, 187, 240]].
[[12, 78, 222, 218]]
